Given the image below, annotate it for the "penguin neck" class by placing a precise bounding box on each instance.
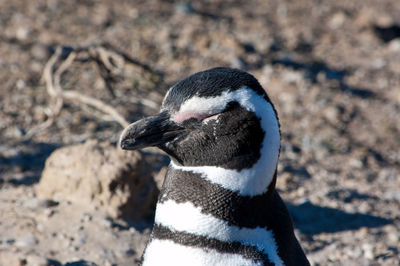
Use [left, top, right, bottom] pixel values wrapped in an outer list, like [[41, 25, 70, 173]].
[[152, 167, 285, 266], [156, 164, 278, 228], [168, 149, 277, 197]]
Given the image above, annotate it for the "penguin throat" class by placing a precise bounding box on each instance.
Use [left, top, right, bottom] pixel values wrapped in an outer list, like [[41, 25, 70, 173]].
[[170, 157, 277, 197]]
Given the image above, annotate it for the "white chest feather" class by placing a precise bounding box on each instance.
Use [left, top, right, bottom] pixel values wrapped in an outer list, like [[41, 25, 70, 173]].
[[143, 239, 262, 266], [142, 200, 284, 266]]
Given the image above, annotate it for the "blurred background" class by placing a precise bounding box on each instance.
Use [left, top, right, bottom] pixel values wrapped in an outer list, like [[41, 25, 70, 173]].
[[0, 0, 399, 265]]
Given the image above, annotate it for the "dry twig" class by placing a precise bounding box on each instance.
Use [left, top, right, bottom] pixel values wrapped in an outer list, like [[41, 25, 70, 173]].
[[24, 43, 161, 140]]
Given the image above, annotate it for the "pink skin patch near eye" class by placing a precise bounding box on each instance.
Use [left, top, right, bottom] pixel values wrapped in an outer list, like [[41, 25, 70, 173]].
[[171, 111, 219, 124]]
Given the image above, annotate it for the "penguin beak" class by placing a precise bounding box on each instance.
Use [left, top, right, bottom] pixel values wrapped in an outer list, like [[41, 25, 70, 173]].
[[119, 111, 185, 150]]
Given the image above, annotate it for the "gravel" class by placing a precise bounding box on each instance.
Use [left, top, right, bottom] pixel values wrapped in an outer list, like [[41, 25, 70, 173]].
[[0, 0, 399, 265]]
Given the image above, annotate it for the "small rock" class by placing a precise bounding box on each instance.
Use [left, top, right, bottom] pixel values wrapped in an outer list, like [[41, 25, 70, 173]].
[[362, 243, 374, 260], [346, 246, 362, 258], [58, 233, 67, 240], [24, 198, 59, 210], [63, 239, 71, 248], [323, 106, 339, 124], [81, 212, 92, 223], [329, 12, 346, 29], [349, 158, 363, 168], [260, 64, 274, 83], [359, 227, 369, 236], [5, 126, 24, 138], [175, 2, 196, 15], [15, 234, 38, 248], [64, 260, 98, 266], [26, 255, 51, 266], [230, 57, 246, 69], [99, 216, 113, 228], [31, 44, 52, 60], [388, 39, 400, 52], [16, 79, 26, 90], [36, 223, 45, 232], [75, 233, 87, 245], [43, 208, 56, 218], [70, 246, 79, 251], [124, 248, 136, 257], [15, 26, 31, 41], [371, 58, 387, 69], [281, 70, 303, 84], [386, 226, 400, 244], [5, 238, 16, 244]]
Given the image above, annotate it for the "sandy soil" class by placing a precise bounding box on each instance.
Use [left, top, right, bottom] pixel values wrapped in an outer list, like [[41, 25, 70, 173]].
[[1, 0, 399, 265]]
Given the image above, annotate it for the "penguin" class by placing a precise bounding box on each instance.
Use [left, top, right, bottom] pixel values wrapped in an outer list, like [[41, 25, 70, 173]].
[[120, 67, 310, 266]]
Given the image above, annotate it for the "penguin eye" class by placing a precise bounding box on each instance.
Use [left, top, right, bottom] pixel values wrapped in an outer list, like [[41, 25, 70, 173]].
[[201, 112, 222, 123]]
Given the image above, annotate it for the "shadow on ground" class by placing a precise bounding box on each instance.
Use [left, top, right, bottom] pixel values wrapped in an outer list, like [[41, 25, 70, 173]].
[[271, 57, 376, 99], [0, 141, 59, 186], [288, 201, 392, 235]]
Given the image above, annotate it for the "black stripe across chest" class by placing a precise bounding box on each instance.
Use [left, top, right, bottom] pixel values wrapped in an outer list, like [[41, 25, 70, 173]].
[[159, 167, 275, 228], [152, 224, 274, 266]]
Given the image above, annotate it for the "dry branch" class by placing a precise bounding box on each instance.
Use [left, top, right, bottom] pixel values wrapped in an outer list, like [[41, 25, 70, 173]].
[[24, 43, 161, 140]]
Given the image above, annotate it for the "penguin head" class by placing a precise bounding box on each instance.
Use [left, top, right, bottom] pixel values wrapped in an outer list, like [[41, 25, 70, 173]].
[[120, 67, 280, 172]]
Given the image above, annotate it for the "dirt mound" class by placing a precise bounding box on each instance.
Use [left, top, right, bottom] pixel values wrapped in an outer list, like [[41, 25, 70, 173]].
[[36, 140, 158, 222]]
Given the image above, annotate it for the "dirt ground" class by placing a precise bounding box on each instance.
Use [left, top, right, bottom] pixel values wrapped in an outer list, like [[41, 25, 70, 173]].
[[1, 0, 399, 265]]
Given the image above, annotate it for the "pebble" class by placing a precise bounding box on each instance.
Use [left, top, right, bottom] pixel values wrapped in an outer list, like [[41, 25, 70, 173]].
[[230, 57, 246, 69], [58, 233, 67, 240], [384, 192, 400, 201], [124, 248, 136, 257], [346, 246, 362, 258], [371, 58, 387, 69], [328, 12, 346, 29], [323, 106, 339, 124], [16, 79, 26, 90], [81, 212, 92, 223], [386, 226, 400, 244], [26, 255, 51, 266], [36, 223, 45, 232], [63, 239, 71, 248], [15, 26, 31, 41], [24, 198, 59, 211], [70, 246, 79, 251], [260, 64, 274, 83], [129, 227, 138, 234], [75, 233, 87, 245], [31, 44, 51, 60], [388, 39, 400, 52], [15, 234, 38, 248], [349, 158, 363, 168], [362, 243, 374, 260], [64, 260, 98, 266], [5, 126, 24, 138], [99, 216, 113, 228], [358, 202, 370, 214], [174, 2, 196, 15], [359, 227, 369, 236], [43, 209, 56, 218], [281, 70, 303, 84], [5, 238, 16, 244]]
